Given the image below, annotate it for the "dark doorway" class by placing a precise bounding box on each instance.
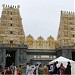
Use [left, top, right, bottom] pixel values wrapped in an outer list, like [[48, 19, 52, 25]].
[[72, 52, 75, 61], [6, 51, 15, 67]]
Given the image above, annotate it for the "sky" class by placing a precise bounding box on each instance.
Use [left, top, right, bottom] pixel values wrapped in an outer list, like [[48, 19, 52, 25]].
[[0, 0, 74, 40]]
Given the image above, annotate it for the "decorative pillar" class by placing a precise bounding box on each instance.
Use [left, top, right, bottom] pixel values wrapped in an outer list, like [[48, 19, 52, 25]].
[[3, 49, 6, 68], [15, 49, 19, 66], [0, 49, 6, 68], [19, 49, 27, 65]]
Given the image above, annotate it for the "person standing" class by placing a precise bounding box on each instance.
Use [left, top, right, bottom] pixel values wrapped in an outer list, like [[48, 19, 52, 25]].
[[44, 64, 49, 75], [10, 63, 15, 74], [26, 63, 29, 75], [65, 62, 71, 75], [33, 64, 38, 75], [49, 64, 54, 75], [4, 66, 13, 75], [14, 66, 18, 75], [38, 64, 44, 75], [18, 65, 22, 75], [56, 61, 60, 74], [35, 64, 39, 75], [26, 63, 33, 75], [53, 62, 57, 74], [60, 63, 65, 75]]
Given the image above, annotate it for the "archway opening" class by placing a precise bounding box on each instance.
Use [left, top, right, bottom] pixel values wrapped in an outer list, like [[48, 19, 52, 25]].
[[72, 52, 75, 61], [6, 51, 15, 67]]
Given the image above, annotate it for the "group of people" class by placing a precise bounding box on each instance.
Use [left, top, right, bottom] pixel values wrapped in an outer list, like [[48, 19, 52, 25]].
[[26, 63, 49, 75], [49, 61, 71, 75], [26, 61, 71, 75], [0, 61, 71, 75], [0, 64, 23, 75]]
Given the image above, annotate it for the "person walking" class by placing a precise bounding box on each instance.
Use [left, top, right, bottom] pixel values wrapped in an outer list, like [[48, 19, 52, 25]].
[[38, 64, 44, 75]]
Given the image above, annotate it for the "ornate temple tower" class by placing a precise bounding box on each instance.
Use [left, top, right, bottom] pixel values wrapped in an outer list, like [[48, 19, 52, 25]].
[[0, 4, 25, 46], [57, 11, 75, 47]]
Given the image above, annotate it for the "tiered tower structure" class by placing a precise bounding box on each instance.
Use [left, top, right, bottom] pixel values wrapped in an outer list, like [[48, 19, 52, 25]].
[[0, 4, 25, 47], [57, 11, 75, 47]]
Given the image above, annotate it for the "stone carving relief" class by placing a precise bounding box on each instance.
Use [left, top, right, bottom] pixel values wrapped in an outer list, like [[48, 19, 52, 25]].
[[19, 49, 26, 63], [37, 36, 44, 46], [26, 34, 34, 47], [47, 36, 55, 47]]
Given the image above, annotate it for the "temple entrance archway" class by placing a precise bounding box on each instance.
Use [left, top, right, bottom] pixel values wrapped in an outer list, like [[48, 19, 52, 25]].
[[6, 51, 15, 67]]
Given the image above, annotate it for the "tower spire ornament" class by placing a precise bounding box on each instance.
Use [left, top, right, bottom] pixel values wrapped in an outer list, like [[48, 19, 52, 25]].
[[2, 4, 5, 8]]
